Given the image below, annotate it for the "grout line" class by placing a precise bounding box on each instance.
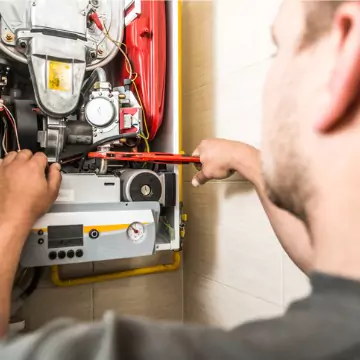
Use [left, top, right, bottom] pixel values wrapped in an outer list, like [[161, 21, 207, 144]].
[[191, 270, 283, 308], [183, 179, 252, 185], [183, 82, 213, 97]]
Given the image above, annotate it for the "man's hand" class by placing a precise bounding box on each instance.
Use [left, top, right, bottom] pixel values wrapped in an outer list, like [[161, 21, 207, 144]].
[[192, 139, 261, 187], [192, 138, 313, 274], [0, 150, 62, 231], [0, 150, 61, 336]]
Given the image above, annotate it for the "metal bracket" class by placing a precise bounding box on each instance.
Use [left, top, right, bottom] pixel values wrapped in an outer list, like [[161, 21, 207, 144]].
[[124, 0, 141, 27], [45, 117, 66, 162]]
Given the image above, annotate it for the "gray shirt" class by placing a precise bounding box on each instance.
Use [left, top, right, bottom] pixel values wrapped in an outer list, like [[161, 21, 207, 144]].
[[1, 273, 359, 359]]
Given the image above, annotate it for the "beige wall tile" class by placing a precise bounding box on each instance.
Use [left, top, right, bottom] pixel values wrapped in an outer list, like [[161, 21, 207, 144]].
[[283, 252, 311, 308], [93, 252, 175, 274], [37, 263, 94, 288], [22, 286, 93, 330], [182, 1, 214, 95], [183, 181, 283, 305], [214, 61, 271, 148], [93, 271, 182, 322], [184, 272, 283, 328], [213, 0, 280, 78]]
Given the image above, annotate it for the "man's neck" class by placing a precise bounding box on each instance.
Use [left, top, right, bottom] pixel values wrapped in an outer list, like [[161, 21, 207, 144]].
[[311, 191, 360, 281]]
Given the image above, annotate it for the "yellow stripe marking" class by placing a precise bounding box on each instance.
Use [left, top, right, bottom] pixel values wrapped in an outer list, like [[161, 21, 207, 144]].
[[32, 223, 150, 235]]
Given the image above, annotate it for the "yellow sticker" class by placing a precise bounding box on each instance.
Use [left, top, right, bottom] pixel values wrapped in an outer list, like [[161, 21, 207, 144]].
[[48, 61, 71, 91]]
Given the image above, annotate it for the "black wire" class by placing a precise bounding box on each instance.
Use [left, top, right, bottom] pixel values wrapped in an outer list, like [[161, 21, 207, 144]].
[[78, 133, 138, 172], [21, 267, 43, 298]]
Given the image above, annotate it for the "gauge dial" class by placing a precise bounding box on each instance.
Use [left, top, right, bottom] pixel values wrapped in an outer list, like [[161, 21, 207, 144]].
[[127, 222, 145, 243]]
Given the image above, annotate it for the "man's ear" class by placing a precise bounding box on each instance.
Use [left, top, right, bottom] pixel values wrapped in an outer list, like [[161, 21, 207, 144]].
[[315, 2, 360, 133]]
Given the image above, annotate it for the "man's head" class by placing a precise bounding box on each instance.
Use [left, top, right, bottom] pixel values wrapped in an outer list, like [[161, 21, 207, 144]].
[[262, 0, 360, 223]]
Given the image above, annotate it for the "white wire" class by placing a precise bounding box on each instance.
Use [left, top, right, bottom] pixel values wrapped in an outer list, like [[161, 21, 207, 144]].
[[2, 118, 7, 155], [3, 104, 21, 151]]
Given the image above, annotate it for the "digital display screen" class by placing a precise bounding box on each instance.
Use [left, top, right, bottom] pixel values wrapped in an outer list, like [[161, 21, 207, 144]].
[[48, 225, 84, 249]]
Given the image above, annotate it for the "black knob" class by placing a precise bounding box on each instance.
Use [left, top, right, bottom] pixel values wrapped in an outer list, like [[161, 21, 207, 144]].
[[48, 251, 57, 260], [76, 249, 84, 258], [38, 238, 44, 245], [58, 251, 66, 259], [89, 229, 99, 239], [67, 250, 75, 259]]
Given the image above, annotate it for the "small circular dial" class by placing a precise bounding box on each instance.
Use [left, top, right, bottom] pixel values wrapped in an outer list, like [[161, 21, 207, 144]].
[[127, 222, 145, 243], [85, 97, 115, 128]]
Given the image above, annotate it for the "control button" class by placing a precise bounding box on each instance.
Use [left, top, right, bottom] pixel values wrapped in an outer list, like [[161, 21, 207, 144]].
[[49, 251, 57, 260], [38, 238, 44, 245], [67, 250, 75, 259], [89, 229, 99, 239], [38, 230, 44, 236], [76, 249, 83, 258], [58, 251, 66, 259]]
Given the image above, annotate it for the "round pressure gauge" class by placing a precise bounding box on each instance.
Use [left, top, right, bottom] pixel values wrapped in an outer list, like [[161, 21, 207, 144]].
[[127, 222, 145, 243], [85, 97, 115, 128]]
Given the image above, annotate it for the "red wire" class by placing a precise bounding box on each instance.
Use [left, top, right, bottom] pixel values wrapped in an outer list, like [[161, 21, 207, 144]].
[[4, 107, 20, 150], [4, 108, 16, 131]]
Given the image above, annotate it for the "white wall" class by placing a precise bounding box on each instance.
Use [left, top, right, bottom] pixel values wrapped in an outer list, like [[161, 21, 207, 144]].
[[183, 0, 311, 328]]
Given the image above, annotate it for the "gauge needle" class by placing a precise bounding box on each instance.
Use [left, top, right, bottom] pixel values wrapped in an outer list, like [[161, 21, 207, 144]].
[[130, 226, 139, 234]]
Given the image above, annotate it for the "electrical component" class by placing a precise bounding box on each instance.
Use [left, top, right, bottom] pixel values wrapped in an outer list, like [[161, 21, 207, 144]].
[[0, 0, 181, 270], [121, 169, 163, 203], [20, 173, 161, 267], [120, 169, 176, 208]]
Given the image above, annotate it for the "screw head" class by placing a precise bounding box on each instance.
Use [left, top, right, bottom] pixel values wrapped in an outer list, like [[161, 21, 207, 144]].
[[90, 51, 97, 59], [20, 41, 26, 49], [5, 33, 14, 42]]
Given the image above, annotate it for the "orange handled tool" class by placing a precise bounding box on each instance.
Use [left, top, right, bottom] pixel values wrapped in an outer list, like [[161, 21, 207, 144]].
[[88, 151, 201, 168]]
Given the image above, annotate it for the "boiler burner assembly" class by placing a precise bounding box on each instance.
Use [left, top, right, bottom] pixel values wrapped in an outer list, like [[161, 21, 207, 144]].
[[0, 0, 183, 270]]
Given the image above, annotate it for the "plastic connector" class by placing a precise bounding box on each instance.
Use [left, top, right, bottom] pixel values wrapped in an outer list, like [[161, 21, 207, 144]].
[[89, 12, 104, 31]]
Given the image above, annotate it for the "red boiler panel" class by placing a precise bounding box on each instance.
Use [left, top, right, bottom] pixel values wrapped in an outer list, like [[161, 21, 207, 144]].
[[122, 0, 167, 141]]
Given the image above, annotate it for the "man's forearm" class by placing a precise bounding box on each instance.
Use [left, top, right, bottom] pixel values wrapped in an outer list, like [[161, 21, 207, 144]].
[[0, 224, 29, 337], [231, 150, 313, 273]]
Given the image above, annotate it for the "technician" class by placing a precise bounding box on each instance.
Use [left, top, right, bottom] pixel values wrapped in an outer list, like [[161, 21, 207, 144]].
[[2, 1, 360, 359]]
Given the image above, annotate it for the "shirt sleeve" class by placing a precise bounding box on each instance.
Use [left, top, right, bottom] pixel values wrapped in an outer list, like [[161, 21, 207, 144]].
[[0, 311, 280, 360], [1, 281, 359, 360]]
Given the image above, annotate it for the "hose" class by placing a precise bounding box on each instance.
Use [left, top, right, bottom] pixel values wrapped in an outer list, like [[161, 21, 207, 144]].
[[0, 41, 27, 64], [78, 133, 138, 171], [81, 67, 107, 98], [11, 267, 43, 317]]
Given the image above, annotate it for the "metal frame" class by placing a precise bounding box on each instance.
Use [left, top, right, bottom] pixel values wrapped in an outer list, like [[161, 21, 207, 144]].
[[50, 0, 184, 286]]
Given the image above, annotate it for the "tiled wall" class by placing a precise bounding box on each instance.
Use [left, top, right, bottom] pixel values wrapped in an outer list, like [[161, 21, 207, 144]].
[[182, 0, 311, 328], [22, 253, 183, 330]]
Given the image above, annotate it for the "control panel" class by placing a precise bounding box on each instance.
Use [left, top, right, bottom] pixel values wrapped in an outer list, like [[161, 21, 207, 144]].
[[20, 202, 160, 267]]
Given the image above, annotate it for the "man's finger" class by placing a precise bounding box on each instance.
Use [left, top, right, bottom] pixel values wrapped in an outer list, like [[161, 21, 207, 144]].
[[192, 148, 200, 157], [31, 152, 48, 171], [16, 149, 33, 162], [3, 151, 18, 165], [192, 170, 209, 187], [47, 163, 62, 200]]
